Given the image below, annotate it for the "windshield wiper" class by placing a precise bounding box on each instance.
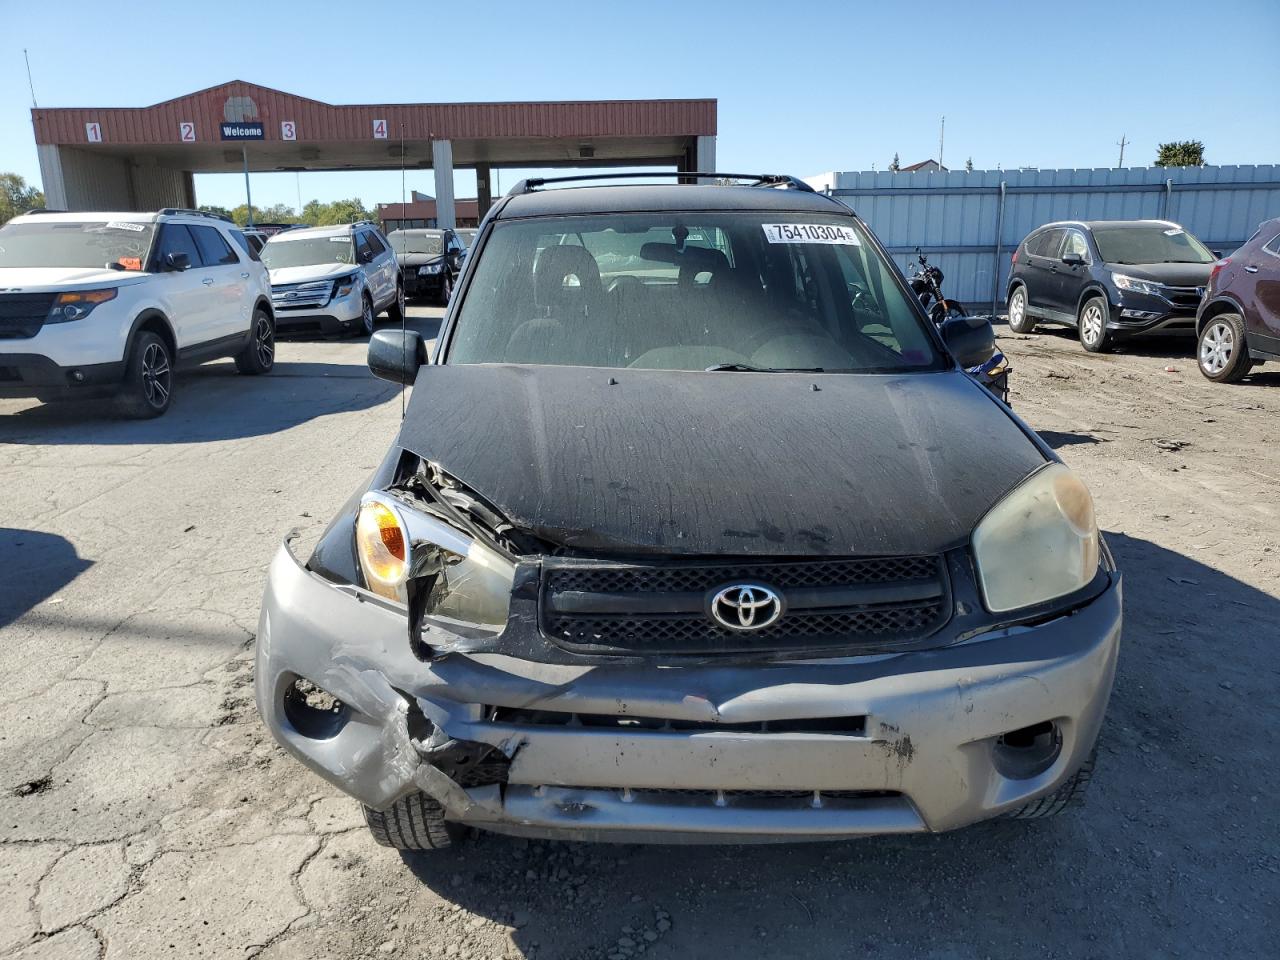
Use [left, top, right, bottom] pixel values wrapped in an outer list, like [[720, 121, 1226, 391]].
[[704, 362, 825, 373]]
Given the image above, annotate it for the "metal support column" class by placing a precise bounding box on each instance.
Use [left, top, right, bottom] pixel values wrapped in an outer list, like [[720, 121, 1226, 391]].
[[242, 146, 254, 227], [476, 162, 492, 219], [990, 181, 1007, 319], [1162, 178, 1174, 219], [432, 140, 456, 229]]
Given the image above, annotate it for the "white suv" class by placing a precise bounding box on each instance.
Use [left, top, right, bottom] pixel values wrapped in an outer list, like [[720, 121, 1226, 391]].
[[0, 208, 275, 418], [260, 222, 404, 337]]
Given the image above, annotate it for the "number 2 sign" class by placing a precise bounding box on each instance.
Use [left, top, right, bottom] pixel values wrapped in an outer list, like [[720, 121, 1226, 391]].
[[179, 121, 196, 142], [372, 119, 387, 140], [281, 120, 297, 141]]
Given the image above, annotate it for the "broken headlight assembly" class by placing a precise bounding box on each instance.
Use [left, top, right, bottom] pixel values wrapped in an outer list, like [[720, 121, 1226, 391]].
[[970, 463, 1100, 614], [355, 491, 515, 628]]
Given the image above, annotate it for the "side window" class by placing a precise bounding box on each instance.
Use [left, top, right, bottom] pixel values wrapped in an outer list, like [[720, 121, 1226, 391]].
[[1062, 230, 1089, 261], [154, 224, 202, 269], [229, 229, 261, 262], [1033, 229, 1065, 258], [354, 232, 375, 262], [364, 232, 387, 256], [1263, 233, 1280, 257], [190, 225, 240, 266]]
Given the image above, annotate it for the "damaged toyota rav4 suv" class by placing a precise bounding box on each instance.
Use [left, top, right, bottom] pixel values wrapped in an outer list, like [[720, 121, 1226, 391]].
[[256, 173, 1121, 849]]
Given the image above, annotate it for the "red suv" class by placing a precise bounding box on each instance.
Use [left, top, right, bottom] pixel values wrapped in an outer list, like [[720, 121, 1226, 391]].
[[1196, 218, 1280, 382]]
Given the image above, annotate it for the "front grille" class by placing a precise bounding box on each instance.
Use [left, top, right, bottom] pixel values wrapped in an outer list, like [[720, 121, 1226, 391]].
[[1163, 285, 1204, 310], [0, 293, 55, 339], [271, 280, 332, 310], [542, 556, 948, 655], [486, 706, 866, 736]]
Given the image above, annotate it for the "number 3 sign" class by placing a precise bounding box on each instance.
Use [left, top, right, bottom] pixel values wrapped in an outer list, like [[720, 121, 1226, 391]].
[[281, 121, 297, 141]]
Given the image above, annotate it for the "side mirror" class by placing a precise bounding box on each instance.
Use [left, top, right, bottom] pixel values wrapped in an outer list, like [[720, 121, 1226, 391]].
[[1062, 251, 1085, 266], [940, 315, 996, 368], [367, 329, 426, 384], [164, 251, 190, 271]]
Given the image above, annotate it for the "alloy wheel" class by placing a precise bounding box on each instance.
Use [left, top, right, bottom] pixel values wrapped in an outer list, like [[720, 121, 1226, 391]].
[[141, 342, 171, 408], [1200, 321, 1233, 375], [362, 298, 374, 335], [255, 316, 275, 368], [1009, 290, 1025, 327], [1081, 303, 1104, 345]]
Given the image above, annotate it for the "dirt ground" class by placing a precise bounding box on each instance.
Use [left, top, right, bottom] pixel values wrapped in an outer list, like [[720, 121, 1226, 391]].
[[1, 312, 1277, 960]]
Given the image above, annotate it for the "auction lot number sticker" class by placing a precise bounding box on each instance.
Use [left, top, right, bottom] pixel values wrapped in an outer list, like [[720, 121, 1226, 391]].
[[763, 223, 860, 245]]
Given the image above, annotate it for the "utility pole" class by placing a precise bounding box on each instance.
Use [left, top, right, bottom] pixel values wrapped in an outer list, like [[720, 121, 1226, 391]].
[[938, 116, 945, 169], [242, 146, 254, 227], [1116, 133, 1129, 168]]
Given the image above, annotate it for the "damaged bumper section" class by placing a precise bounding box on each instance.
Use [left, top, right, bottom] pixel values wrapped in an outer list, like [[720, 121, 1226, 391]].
[[256, 540, 1122, 842]]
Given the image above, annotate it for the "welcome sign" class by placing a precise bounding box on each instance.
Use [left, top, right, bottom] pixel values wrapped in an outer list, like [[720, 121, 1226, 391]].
[[220, 122, 265, 141]]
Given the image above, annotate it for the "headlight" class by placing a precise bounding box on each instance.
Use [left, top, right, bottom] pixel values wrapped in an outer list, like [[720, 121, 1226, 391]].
[[1112, 273, 1163, 297], [46, 288, 117, 324], [332, 274, 359, 298], [971, 464, 1100, 613], [355, 492, 514, 627], [418, 262, 444, 276]]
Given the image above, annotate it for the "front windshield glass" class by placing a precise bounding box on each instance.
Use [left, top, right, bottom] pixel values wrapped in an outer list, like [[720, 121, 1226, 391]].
[[447, 213, 943, 373], [260, 235, 354, 269], [1093, 225, 1214, 265], [388, 232, 443, 256], [0, 220, 156, 271], [456, 229, 477, 247]]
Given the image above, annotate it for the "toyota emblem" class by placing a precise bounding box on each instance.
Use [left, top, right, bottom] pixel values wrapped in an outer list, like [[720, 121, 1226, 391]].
[[708, 584, 783, 632]]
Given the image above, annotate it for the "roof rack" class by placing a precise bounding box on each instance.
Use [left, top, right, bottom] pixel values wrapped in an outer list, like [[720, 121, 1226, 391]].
[[158, 207, 234, 223], [506, 171, 815, 196], [20, 207, 69, 215]]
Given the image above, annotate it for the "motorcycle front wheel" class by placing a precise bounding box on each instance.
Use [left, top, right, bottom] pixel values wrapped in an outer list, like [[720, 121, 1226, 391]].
[[930, 299, 968, 324]]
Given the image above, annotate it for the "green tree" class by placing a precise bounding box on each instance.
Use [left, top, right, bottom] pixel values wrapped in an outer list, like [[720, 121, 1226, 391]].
[[965, 157, 974, 173], [888, 152, 901, 173], [1155, 140, 1205, 167], [1, 172, 45, 224], [197, 203, 233, 220]]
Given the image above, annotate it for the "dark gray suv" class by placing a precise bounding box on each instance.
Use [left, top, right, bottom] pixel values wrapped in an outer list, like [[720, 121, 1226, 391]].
[[255, 174, 1121, 851]]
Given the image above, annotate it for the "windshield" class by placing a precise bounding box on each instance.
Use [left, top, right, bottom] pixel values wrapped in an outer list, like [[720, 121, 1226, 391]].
[[447, 213, 943, 373], [456, 229, 477, 247], [260, 235, 354, 269], [0, 220, 156, 271], [1093, 225, 1214, 265], [388, 232, 443, 256]]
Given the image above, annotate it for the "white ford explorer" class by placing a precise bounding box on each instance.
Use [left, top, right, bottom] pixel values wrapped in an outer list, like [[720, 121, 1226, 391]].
[[0, 208, 275, 418]]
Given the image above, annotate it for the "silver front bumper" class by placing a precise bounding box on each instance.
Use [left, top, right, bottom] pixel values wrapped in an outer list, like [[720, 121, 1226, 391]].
[[255, 543, 1121, 842]]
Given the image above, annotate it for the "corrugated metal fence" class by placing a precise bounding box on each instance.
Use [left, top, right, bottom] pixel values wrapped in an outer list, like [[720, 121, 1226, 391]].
[[810, 165, 1280, 314]]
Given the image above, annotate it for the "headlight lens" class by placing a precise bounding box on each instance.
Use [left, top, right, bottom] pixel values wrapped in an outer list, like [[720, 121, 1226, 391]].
[[418, 262, 443, 276], [46, 288, 117, 324], [332, 274, 359, 298], [971, 464, 1100, 613], [355, 492, 515, 626], [1112, 273, 1163, 297]]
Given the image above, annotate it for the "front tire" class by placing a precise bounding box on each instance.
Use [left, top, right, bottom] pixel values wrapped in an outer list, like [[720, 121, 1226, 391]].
[[363, 794, 459, 851], [1007, 285, 1035, 333], [440, 274, 453, 307], [386, 282, 406, 324], [356, 294, 375, 338], [1197, 313, 1253, 383], [1078, 296, 1111, 353], [234, 309, 275, 375], [116, 331, 173, 419], [1004, 750, 1095, 819]]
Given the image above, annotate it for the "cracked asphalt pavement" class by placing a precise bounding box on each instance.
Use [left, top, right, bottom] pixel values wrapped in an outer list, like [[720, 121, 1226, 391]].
[[1, 310, 1277, 959]]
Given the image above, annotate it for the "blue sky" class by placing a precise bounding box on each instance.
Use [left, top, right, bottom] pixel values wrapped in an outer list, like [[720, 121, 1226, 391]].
[[3, 0, 1277, 210]]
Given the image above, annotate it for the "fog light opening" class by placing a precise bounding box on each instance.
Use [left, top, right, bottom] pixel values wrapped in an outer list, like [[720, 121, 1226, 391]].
[[282, 675, 349, 740], [993, 720, 1062, 780]]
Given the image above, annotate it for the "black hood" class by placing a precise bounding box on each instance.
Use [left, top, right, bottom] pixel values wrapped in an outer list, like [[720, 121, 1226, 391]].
[[1103, 261, 1213, 286], [398, 365, 1046, 557], [397, 253, 444, 268]]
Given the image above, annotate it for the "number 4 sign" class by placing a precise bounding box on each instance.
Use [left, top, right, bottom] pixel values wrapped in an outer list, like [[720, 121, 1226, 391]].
[[281, 121, 297, 141], [372, 119, 387, 140], [85, 122, 102, 143], [179, 121, 196, 142]]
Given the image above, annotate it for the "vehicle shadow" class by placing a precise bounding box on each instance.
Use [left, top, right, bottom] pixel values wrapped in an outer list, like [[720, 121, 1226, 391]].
[[1036, 429, 1110, 448], [392, 531, 1279, 959], [0, 360, 398, 445], [0, 528, 92, 628]]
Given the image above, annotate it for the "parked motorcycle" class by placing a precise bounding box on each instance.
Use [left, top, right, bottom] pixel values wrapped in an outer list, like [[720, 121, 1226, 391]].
[[909, 250, 1011, 404]]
